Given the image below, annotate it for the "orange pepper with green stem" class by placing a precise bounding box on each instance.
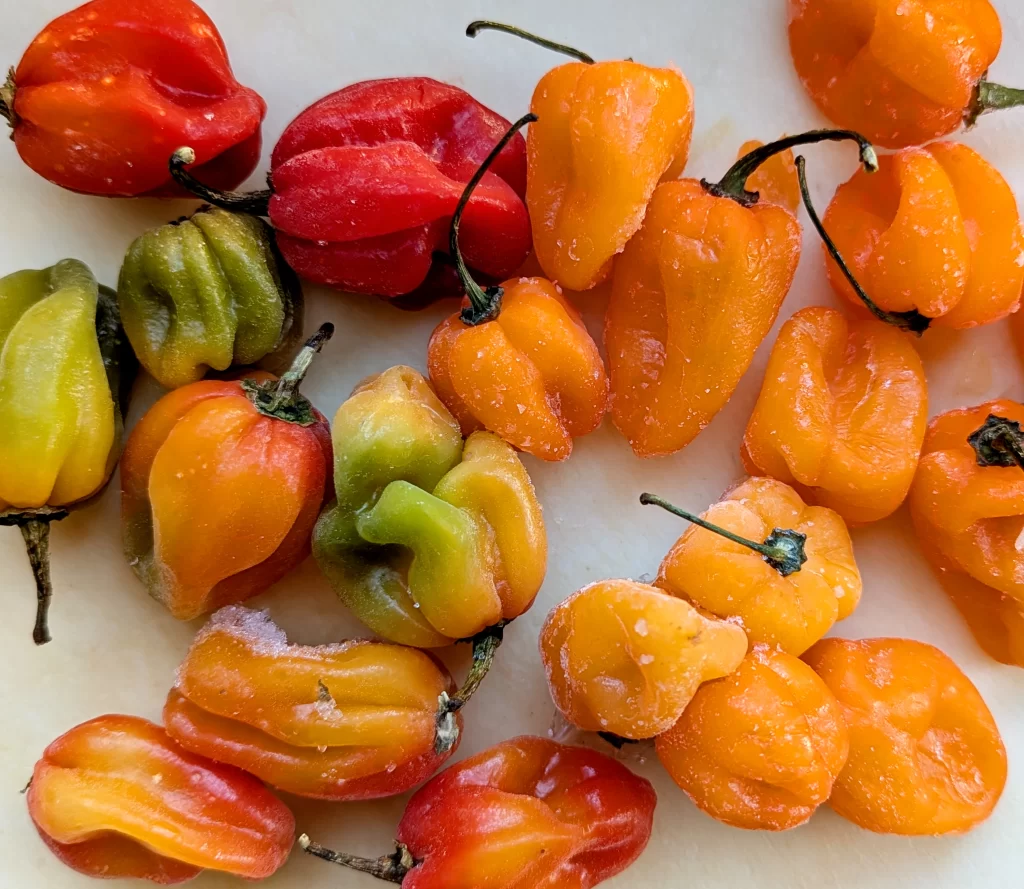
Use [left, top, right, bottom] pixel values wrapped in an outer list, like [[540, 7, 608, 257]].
[[428, 113, 609, 462]]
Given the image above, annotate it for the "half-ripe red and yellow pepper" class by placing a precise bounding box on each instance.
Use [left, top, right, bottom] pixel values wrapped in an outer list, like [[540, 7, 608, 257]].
[[1, 259, 135, 644], [121, 324, 333, 621], [300, 735, 656, 889], [28, 715, 294, 884], [164, 606, 462, 800], [428, 113, 609, 462], [467, 21, 694, 291], [909, 401, 1024, 667]]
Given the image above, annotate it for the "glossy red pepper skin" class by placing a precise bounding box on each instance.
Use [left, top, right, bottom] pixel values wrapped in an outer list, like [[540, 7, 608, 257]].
[[4, 0, 265, 197]]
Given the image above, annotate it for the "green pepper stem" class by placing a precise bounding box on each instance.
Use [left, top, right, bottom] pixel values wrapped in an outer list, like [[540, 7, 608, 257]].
[[168, 147, 272, 215], [702, 128, 878, 208], [466, 21, 594, 64], [640, 493, 807, 577], [450, 113, 537, 326], [968, 414, 1024, 469], [244, 323, 333, 425], [434, 623, 506, 755], [795, 156, 931, 335], [0, 67, 16, 129], [299, 835, 414, 885], [0, 507, 70, 645], [965, 79, 1024, 128]]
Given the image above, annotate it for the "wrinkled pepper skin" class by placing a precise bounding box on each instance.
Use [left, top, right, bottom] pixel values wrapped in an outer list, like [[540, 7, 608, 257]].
[[539, 580, 747, 739], [909, 400, 1024, 666], [28, 715, 294, 883], [165, 606, 461, 800], [742, 306, 928, 525], [313, 366, 546, 648], [118, 206, 303, 390], [428, 277, 609, 461], [789, 0, 1003, 148], [527, 60, 693, 291], [2, 0, 265, 197], [657, 478, 862, 655], [804, 638, 1007, 835], [823, 142, 1023, 328], [736, 139, 799, 212], [657, 645, 849, 831]]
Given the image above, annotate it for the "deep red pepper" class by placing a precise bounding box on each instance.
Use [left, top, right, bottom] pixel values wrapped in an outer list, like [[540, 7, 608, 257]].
[[170, 77, 531, 301], [0, 0, 265, 197]]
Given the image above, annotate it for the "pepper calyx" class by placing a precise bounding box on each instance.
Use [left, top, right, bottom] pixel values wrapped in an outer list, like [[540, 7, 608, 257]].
[[169, 147, 272, 215], [968, 414, 1024, 469], [0, 67, 16, 131], [242, 322, 333, 425], [299, 835, 415, 884], [965, 76, 1024, 129]]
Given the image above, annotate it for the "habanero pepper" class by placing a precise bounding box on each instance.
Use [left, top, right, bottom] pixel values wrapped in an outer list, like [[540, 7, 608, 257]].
[[427, 114, 609, 462], [121, 325, 333, 621], [299, 735, 656, 889], [28, 715, 295, 884], [0, 0, 265, 197], [170, 76, 530, 301], [1, 259, 134, 644], [909, 401, 1024, 667], [467, 21, 694, 292]]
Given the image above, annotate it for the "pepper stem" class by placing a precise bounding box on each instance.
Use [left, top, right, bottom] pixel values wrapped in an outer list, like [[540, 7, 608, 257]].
[[598, 732, 640, 749], [640, 493, 807, 577], [968, 414, 1024, 469], [965, 78, 1024, 128], [466, 21, 594, 64], [795, 156, 931, 335], [0, 507, 70, 645], [0, 67, 16, 130], [451, 113, 537, 326], [702, 128, 878, 208], [243, 323, 334, 425], [299, 835, 414, 885], [434, 623, 506, 754], [168, 147, 272, 215]]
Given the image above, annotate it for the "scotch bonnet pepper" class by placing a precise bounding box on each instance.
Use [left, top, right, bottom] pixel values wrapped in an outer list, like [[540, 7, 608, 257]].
[[0, 259, 134, 644], [121, 325, 333, 621], [300, 735, 656, 889], [0, 0, 265, 197], [170, 77, 530, 300]]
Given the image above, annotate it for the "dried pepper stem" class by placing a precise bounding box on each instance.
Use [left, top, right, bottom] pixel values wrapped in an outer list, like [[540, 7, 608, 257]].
[[243, 323, 334, 425], [0, 507, 70, 645], [466, 20, 594, 64], [969, 414, 1024, 469], [434, 623, 506, 755], [169, 147, 272, 215], [299, 834, 414, 884]]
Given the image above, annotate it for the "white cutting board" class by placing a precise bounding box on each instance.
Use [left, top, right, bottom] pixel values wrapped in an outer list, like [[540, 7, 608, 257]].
[[2, 2, 1023, 887]]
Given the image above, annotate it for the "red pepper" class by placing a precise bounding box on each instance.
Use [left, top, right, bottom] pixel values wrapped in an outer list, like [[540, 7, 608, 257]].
[[300, 735, 656, 889], [170, 77, 531, 302], [0, 0, 265, 197]]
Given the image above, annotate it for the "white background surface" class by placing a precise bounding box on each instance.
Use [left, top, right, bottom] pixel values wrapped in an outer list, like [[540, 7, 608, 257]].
[[1, 2, 1023, 887]]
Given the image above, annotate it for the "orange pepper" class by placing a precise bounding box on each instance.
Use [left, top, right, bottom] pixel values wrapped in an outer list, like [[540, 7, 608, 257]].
[[789, 0, 1024, 149], [646, 477, 862, 655], [741, 306, 928, 525], [539, 579, 747, 739], [467, 21, 693, 291], [656, 645, 848, 831], [804, 637, 1007, 835], [427, 114, 608, 462], [909, 400, 1024, 667], [605, 130, 877, 457], [736, 139, 799, 211]]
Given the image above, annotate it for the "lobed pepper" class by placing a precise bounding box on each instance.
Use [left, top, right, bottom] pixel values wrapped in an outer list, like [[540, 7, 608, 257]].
[[909, 401, 1024, 667], [171, 76, 530, 301], [644, 478, 862, 656], [1, 0, 265, 197], [540, 579, 747, 740], [28, 714, 294, 884], [742, 306, 928, 525], [164, 606, 461, 800], [121, 325, 333, 621], [0, 259, 134, 644], [657, 645, 849, 831], [468, 21, 694, 291], [300, 735, 656, 889], [789, 0, 1024, 149], [804, 637, 1007, 835], [118, 205, 303, 390], [427, 113, 609, 462]]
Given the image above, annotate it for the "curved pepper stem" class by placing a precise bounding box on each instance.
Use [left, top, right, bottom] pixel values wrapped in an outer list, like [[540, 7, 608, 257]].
[[640, 493, 807, 577], [969, 415, 1024, 469], [466, 20, 594, 64], [299, 835, 415, 884], [242, 322, 334, 424], [0, 67, 16, 129], [169, 147, 272, 215], [451, 113, 537, 327], [795, 156, 931, 335], [434, 622, 506, 755], [702, 128, 878, 208], [0, 507, 70, 645], [965, 78, 1024, 129]]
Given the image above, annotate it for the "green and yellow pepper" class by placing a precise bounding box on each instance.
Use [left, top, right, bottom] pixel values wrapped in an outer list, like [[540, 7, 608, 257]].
[[0, 259, 134, 644]]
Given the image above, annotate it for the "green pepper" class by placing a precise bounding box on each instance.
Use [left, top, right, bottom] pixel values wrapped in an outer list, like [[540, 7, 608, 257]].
[[0, 259, 135, 644], [117, 206, 303, 390]]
